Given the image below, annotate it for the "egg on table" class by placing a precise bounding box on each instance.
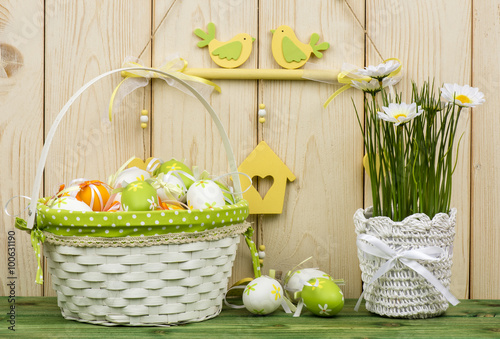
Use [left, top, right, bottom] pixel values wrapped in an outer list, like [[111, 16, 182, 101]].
[[187, 180, 225, 210], [285, 268, 333, 302], [121, 180, 159, 211], [242, 276, 284, 315], [301, 278, 344, 317]]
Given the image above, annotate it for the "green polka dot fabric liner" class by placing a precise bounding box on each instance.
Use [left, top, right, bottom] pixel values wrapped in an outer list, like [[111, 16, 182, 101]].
[[36, 199, 249, 238]]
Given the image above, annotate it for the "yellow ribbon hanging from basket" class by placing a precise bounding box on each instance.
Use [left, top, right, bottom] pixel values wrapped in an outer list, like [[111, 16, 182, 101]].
[[108, 56, 221, 121], [323, 58, 402, 108]]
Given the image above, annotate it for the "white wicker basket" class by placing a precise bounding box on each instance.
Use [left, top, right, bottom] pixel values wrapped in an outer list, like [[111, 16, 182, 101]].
[[354, 207, 457, 319], [19, 66, 254, 326], [43, 226, 246, 326]]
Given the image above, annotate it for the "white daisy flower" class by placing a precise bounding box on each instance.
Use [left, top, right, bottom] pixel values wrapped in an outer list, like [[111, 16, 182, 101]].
[[351, 76, 402, 94], [351, 79, 382, 93], [318, 304, 331, 315], [357, 60, 400, 79], [377, 102, 423, 126], [440, 83, 485, 108], [147, 197, 157, 210], [381, 75, 402, 87]]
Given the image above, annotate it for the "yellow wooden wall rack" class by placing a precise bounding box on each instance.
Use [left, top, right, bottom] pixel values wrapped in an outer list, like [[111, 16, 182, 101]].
[[183, 68, 338, 82]]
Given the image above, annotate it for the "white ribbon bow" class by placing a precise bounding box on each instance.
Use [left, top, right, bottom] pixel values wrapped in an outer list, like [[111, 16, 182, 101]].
[[108, 54, 220, 120], [152, 172, 185, 200], [354, 234, 459, 311], [292, 278, 321, 317]]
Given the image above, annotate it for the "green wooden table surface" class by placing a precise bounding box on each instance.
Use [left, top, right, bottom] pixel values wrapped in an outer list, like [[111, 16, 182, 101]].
[[1, 297, 499, 338]]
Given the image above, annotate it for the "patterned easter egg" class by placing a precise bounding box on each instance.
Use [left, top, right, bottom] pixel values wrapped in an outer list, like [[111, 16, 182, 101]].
[[75, 181, 110, 211], [242, 276, 283, 315], [285, 268, 333, 302], [156, 174, 187, 202], [114, 167, 150, 188], [50, 196, 92, 212], [121, 181, 158, 211], [157, 159, 195, 189], [147, 158, 163, 175], [301, 278, 344, 317], [187, 180, 225, 210]]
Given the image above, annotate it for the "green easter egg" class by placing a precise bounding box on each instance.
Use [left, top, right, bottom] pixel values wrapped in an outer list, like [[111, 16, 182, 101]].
[[121, 181, 159, 211], [157, 159, 194, 189], [301, 278, 344, 317], [215, 180, 234, 205]]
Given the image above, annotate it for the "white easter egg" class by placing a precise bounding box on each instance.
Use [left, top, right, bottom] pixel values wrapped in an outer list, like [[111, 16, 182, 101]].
[[114, 167, 150, 188], [50, 196, 93, 212], [156, 174, 187, 202], [284, 268, 333, 302], [242, 276, 283, 315], [186, 180, 225, 210]]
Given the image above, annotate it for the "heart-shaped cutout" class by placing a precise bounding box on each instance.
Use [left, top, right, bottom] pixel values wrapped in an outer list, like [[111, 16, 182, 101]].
[[252, 175, 274, 200]]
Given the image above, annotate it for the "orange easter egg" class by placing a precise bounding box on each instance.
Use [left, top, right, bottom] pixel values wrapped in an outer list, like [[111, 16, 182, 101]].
[[76, 181, 110, 211]]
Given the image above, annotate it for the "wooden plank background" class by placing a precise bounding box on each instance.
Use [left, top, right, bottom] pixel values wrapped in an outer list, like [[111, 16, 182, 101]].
[[0, 0, 498, 299]]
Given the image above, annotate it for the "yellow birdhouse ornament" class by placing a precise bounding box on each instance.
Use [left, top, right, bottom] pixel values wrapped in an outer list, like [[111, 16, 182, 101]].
[[194, 22, 255, 69], [270, 25, 330, 69], [239, 141, 295, 214]]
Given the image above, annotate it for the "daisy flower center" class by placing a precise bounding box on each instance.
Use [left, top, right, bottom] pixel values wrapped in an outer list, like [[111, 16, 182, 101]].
[[455, 94, 471, 103], [393, 112, 407, 120]]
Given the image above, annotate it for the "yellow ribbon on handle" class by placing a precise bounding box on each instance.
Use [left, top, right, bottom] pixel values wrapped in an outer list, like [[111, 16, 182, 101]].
[[109, 56, 221, 121], [108, 77, 129, 121], [384, 57, 403, 78], [323, 84, 354, 108], [323, 58, 402, 108]]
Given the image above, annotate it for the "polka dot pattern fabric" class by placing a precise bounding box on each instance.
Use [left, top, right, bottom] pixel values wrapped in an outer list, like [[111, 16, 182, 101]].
[[36, 200, 249, 238]]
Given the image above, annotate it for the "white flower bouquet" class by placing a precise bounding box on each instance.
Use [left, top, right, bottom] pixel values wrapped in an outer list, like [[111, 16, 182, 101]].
[[348, 61, 485, 221]]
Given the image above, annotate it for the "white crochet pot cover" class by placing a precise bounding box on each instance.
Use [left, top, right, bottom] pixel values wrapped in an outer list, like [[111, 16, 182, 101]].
[[44, 233, 242, 326], [354, 207, 456, 319]]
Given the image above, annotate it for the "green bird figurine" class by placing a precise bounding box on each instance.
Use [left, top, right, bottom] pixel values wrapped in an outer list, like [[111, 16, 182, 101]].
[[194, 22, 255, 69], [270, 25, 330, 69]]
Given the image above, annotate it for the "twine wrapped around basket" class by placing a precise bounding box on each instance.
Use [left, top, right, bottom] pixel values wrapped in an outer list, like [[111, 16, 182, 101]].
[[353, 207, 459, 319], [16, 66, 258, 326]]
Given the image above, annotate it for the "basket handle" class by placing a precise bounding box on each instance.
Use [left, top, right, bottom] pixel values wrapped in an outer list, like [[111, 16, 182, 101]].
[[27, 67, 241, 230]]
